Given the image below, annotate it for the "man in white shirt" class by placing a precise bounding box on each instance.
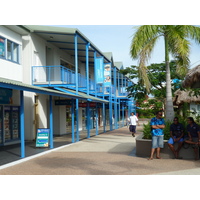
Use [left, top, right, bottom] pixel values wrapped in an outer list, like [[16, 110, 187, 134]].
[[128, 112, 139, 137]]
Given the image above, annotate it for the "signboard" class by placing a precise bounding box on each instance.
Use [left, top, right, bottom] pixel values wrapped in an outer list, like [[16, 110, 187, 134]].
[[55, 100, 72, 105], [79, 102, 96, 107], [95, 57, 104, 83], [36, 128, 49, 147], [104, 63, 111, 87], [0, 88, 12, 104]]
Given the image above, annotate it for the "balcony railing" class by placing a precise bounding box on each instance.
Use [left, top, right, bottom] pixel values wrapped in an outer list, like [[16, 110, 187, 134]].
[[32, 65, 95, 91], [32, 65, 129, 97]]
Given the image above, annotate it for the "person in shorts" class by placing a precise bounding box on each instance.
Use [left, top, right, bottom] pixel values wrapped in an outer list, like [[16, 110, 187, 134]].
[[168, 117, 184, 159], [148, 111, 165, 160], [185, 117, 200, 160], [128, 112, 138, 137]]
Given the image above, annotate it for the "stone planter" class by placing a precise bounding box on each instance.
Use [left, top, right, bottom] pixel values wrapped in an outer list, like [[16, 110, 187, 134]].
[[136, 133, 198, 159]]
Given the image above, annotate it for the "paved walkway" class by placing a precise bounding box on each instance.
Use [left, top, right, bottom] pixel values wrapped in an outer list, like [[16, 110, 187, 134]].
[[1, 125, 200, 175]]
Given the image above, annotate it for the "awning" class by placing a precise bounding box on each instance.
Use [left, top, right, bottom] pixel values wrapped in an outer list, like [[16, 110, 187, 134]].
[[53, 87, 108, 103], [0, 77, 84, 99]]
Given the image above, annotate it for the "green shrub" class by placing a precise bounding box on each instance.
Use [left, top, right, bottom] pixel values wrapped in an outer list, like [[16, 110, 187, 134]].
[[142, 120, 172, 140]]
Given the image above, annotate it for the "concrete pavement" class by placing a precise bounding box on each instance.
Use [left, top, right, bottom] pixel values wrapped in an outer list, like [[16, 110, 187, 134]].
[[1, 125, 200, 175]]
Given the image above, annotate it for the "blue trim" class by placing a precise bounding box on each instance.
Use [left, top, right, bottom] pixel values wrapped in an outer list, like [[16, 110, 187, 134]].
[[20, 90, 25, 158]]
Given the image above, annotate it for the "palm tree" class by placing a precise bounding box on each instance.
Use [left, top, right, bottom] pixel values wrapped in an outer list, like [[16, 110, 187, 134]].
[[130, 25, 200, 121]]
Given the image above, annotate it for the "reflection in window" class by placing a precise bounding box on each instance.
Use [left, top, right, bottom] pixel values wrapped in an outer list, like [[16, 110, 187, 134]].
[[0, 37, 5, 58], [7, 40, 12, 60], [13, 43, 18, 62]]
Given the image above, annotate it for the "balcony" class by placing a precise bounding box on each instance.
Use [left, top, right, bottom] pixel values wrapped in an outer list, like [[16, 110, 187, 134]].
[[32, 65, 95, 92]]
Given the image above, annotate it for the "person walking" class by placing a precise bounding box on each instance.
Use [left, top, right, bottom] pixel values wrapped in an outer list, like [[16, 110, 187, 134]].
[[128, 112, 139, 137], [168, 117, 184, 159], [185, 117, 200, 160], [148, 111, 165, 160]]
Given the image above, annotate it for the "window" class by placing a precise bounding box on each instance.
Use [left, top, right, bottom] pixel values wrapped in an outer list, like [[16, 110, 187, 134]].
[[7, 40, 12, 60], [0, 37, 5, 58], [0, 36, 19, 63]]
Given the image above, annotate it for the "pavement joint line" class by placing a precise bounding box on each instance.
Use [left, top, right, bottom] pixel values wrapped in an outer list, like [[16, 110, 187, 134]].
[[0, 142, 75, 170]]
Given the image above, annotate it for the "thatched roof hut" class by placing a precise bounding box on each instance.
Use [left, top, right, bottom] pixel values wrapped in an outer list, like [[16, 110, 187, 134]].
[[182, 65, 200, 88], [174, 89, 200, 105]]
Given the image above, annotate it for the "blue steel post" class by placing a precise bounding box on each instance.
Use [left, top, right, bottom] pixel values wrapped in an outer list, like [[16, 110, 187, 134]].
[[86, 43, 90, 138], [109, 87, 112, 131], [114, 67, 117, 129], [20, 90, 25, 158], [71, 99, 75, 143], [49, 95, 53, 149], [94, 51, 98, 135], [75, 33, 79, 142], [118, 99, 121, 127], [95, 104, 98, 135], [122, 103, 125, 126], [102, 59, 106, 133]]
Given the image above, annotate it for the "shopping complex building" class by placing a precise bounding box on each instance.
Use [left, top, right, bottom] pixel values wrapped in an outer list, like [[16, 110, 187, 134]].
[[0, 25, 136, 158]]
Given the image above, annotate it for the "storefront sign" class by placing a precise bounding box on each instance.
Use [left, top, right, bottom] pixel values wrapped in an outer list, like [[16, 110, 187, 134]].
[[55, 99, 72, 105], [79, 102, 96, 107], [36, 128, 49, 147], [0, 88, 12, 104]]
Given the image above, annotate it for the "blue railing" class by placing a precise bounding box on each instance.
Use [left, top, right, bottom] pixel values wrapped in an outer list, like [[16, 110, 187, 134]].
[[32, 65, 95, 91]]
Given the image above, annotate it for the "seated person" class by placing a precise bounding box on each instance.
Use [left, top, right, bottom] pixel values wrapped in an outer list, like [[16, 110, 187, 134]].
[[168, 117, 184, 159], [185, 117, 200, 160]]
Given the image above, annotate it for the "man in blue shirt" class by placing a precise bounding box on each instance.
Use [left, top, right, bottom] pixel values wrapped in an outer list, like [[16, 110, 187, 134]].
[[148, 111, 165, 160], [185, 117, 200, 160], [168, 117, 184, 159]]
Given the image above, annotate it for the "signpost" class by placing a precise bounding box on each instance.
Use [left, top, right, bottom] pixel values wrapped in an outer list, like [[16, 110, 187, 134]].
[[36, 128, 50, 147]]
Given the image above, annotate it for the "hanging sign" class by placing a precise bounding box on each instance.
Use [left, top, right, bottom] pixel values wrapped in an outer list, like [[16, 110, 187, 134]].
[[104, 63, 111, 87], [36, 128, 50, 147], [95, 57, 104, 84]]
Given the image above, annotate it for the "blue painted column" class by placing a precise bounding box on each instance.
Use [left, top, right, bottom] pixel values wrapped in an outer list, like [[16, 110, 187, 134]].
[[103, 103, 106, 132], [95, 104, 98, 135], [109, 87, 112, 131], [76, 99, 79, 142], [49, 95, 53, 149], [20, 90, 25, 158], [114, 67, 117, 130], [71, 99, 75, 143], [86, 43, 90, 138], [75, 33, 79, 142]]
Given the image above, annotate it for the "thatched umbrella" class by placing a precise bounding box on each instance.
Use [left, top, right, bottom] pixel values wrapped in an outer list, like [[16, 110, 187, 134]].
[[174, 89, 200, 105], [182, 65, 200, 88]]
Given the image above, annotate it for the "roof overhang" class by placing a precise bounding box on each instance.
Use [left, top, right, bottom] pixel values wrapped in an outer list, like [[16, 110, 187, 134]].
[[21, 25, 111, 64]]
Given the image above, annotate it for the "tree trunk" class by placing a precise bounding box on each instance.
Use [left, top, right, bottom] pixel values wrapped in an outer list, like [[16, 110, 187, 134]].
[[164, 34, 174, 121]]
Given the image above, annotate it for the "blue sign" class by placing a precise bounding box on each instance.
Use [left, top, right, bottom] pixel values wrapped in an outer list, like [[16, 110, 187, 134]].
[[36, 128, 49, 147], [0, 88, 12, 104], [95, 57, 104, 83], [104, 63, 111, 87]]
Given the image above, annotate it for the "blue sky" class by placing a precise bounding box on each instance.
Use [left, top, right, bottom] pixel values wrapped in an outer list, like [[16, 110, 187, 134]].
[[57, 25, 200, 69]]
